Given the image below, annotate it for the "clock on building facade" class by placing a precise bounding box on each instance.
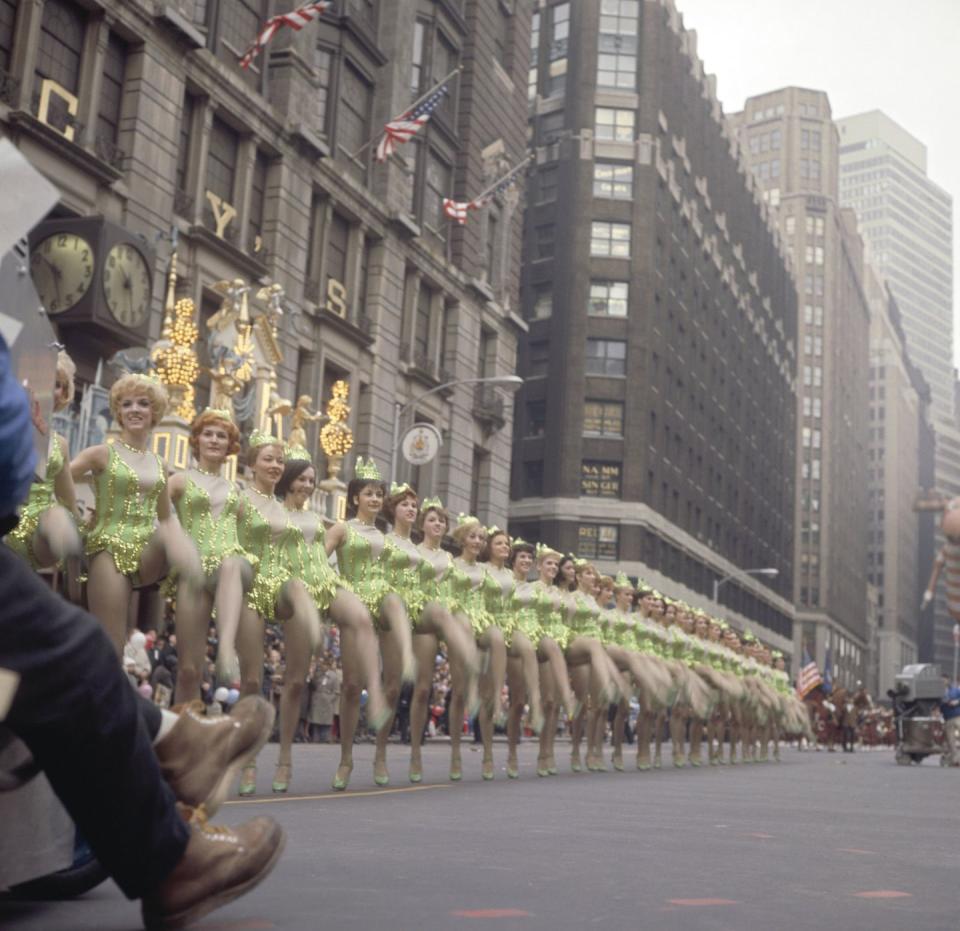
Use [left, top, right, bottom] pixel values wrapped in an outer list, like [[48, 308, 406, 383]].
[[28, 217, 156, 343]]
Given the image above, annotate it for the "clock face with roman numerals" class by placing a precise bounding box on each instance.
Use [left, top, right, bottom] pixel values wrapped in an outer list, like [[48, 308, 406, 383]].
[[103, 242, 151, 328], [30, 233, 94, 314]]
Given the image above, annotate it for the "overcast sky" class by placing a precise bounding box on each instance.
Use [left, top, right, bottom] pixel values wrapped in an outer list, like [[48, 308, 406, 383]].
[[675, 0, 960, 363]]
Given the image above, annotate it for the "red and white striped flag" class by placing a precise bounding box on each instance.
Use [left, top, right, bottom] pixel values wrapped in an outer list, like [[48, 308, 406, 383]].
[[442, 157, 530, 225], [442, 197, 475, 224], [375, 86, 449, 162], [796, 646, 823, 699], [239, 2, 331, 70]]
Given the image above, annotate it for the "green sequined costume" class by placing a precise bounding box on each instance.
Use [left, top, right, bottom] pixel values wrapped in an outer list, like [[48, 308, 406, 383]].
[[535, 584, 570, 649], [482, 567, 515, 644], [335, 522, 393, 622], [237, 497, 297, 619], [5, 434, 66, 567], [510, 581, 542, 645], [381, 535, 427, 622], [417, 546, 454, 620], [175, 478, 253, 576], [83, 443, 165, 580], [283, 518, 341, 615], [566, 591, 602, 641], [448, 561, 495, 637]]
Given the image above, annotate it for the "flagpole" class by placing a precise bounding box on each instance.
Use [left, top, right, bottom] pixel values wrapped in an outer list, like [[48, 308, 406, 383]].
[[345, 66, 463, 163], [470, 153, 534, 203]]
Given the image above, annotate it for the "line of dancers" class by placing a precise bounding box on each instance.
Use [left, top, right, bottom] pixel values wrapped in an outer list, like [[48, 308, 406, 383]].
[[5, 365, 812, 796]]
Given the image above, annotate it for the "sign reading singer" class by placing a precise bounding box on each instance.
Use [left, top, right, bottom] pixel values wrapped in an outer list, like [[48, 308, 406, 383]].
[[400, 423, 442, 467]]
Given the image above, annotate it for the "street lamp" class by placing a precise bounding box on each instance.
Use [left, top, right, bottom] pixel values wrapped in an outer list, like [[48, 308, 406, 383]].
[[389, 374, 524, 485], [712, 567, 779, 603]]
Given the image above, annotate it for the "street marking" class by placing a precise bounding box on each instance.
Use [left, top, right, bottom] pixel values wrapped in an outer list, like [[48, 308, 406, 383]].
[[744, 832, 774, 839], [853, 891, 912, 899], [837, 848, 877, 855], [667, 898, 738, 907], [224, 784, 453, 805], [194, 921, 274, 930], [452, 909, 531, 918]]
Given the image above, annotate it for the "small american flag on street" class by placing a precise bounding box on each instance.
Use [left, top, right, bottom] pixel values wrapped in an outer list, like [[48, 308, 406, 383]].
[[796, 646, 823, 698], [375, 86, 449, 163], [239, 2, 331, 70]]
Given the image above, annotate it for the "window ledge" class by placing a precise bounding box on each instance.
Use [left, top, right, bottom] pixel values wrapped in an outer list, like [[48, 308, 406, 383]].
[[289, 123, 330, 159], [390, 211, 421, 238], [156, 5, 207, 49]]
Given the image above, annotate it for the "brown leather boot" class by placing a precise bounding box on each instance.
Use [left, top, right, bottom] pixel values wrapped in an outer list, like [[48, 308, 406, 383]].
[[141, 815, 285, 930], [154, 696, 275, 818]]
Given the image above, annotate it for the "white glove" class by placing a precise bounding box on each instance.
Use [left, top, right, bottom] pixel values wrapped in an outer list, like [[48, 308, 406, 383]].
[[922, 590, 933, 609]]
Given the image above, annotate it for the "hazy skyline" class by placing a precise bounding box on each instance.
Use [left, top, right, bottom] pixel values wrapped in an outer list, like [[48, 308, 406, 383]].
[[675, 0, 959, 364]]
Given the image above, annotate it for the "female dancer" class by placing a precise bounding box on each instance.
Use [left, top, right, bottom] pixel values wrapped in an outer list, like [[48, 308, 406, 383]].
[[168, 408, 254, 701], [6, 351, 82, 589], [529, 544, 577, 776], [70, 373, 201, 654], [449, 515, 507, 781], [325, 457, 414, 789], [564, 560, 629, 772], [602, 574, 673, 772], [406, 496, 480, 783], [555, 554, 577, 593], [274, 452, 389, 792], [488, 534, 543, 779], [235, 430, 322, 795]]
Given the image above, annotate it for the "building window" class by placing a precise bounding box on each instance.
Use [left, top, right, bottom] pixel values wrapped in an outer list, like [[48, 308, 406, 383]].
[[581, 461, 621, 498], [593, 162, 633, 199], [535, 224, 555, 259], [0, 0, 17, 72], [584, 400, 623, 436], [175, 93, 196, 207], [526, 400, 546, 437], [531, 284, 552, 319], [597, 0, 638, 90], [248, 151, 269, 251], [586, 338, 626, 376], [485, 211, 501, 286], [316, 47, 333, 133], [414, 283, 433, 363], [523, 460, 544, 497], [588, 280, 629, 316], [590, 221, 631, 257], [493, 2, 511, 68], [424, 150, 451, 236], [411, 20, 426, 98], [96, 33, 127, 151], [528, 340, 549, 377], [324, 212, 350, 296], [217, 0, 266, 79], [338, 62, 372, 179], [595, 107, 635, 142], [546, 1, 569, 96], [432, 30, 458, 124], [206, 117, 239, 226], [528, 9, 540, 100], [577, 523, 619, 560], [35, 0, 85, 133], [538, 165, 559, 203]]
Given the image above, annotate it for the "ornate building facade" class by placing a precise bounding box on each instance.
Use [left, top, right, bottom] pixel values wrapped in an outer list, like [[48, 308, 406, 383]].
[[1, 0, 531, 522]]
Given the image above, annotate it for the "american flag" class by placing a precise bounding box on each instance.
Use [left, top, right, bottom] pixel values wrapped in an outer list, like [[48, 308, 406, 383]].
[[442, 164, 526, 225], [796, 646, 823, 699], [375, 86, 449, 163], [239, 2, 331, 70]]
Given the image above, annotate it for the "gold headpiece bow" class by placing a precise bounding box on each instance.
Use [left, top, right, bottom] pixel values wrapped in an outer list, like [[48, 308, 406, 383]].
[[354, 456, 382, 482], [285, 443, 313, 463], [456, 513, 481, 530], [248, 428, 281, 449], [390, 481, 414, 497], [614, 571, 632, 589], [421, 496, 444, 511], [201, 407, 234, 422], [535, 542, 562, 560]]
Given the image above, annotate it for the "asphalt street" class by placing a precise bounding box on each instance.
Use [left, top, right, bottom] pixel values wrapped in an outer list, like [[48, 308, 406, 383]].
[[1, 740, 956, 931]]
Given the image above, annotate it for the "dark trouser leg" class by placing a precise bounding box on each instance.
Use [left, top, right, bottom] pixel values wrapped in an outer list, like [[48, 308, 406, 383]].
[[0, 546, 189, 899]]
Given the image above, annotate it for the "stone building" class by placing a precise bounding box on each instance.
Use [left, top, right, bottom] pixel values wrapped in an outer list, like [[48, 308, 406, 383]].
[[730, 87, 871, 689], [509, 0, 796, 651], [0, 0, 531, 522]]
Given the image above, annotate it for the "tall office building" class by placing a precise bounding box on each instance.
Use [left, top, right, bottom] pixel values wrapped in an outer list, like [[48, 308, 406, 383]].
[[510, 0, 797, 651], [0, 0, 531, 523], [837, 111, 957, 669], [865, 268, 929, 694], [730, 88, 871, 688]]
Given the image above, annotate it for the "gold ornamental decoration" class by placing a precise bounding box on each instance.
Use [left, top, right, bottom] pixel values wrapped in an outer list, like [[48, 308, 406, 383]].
[[150, 251, 200, 420], [320, 380, 354, 479]]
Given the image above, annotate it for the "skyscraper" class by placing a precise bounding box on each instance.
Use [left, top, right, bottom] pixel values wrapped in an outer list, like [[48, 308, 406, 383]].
[[730, 88, 871, 688], [510, 0, 796, 650], [837, 111, 957, 670]]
